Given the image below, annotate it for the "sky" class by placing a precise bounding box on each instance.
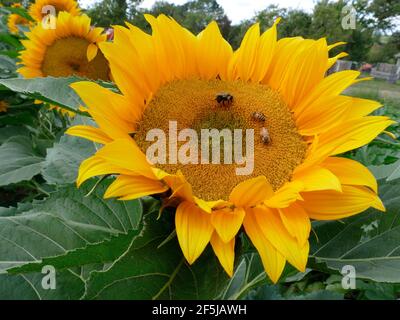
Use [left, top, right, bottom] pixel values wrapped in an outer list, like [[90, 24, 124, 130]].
[[78, 0, 317, 24]]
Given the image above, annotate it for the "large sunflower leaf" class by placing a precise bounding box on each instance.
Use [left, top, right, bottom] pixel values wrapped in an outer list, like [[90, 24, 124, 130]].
[[0, 77, 85, 114], [42, 134, 96, 185], [369, 160, 400, 181], [0, 135, 44, 186], [84, 213, 230, 300], [0, 181, 142, 274], [0, 205, 86, 300], [0, 77, 118, 114], [0, 270, 85, 300], [310, 178, 400, 283], [8, 230, 140, 275]]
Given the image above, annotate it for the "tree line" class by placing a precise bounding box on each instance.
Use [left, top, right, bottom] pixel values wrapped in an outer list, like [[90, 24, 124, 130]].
[[1, 0, 399, 63]]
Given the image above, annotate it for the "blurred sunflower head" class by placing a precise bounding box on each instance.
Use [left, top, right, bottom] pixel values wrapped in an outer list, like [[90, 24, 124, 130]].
[[28, 0, 80, 22], [18, 12, 109, 80], [7, 3, 31, 34], [0, 101, 8, 113], [67, 15, 393, 282]]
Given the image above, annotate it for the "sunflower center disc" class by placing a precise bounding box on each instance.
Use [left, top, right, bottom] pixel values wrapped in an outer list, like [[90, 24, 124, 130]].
[[136, 79, 307, 201], [41, 37, 109, 80]]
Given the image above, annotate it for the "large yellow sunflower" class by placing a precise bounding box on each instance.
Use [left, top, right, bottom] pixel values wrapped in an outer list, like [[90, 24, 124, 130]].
[[7, 3, 31, 35], [67, 15, 393, 282], [28, 0, 80, 22]]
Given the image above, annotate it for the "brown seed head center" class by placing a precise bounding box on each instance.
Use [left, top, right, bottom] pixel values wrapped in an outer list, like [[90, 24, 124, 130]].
[[135, 79, 307, 201], [41, 37, 109, 80]]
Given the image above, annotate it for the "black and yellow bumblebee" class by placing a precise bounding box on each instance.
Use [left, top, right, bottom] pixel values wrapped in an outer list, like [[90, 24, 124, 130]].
[[215, 92, 234, 107]]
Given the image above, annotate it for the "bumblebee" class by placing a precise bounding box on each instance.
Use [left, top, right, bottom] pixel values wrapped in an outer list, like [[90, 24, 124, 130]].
[[251, 111, 266, 122], [260, 127, 271, 144], [215, 92, 233, 107]]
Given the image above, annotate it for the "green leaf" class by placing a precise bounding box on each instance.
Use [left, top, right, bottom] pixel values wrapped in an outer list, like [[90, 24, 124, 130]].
[[0, 110, 37, 126], [0, 269, 85, 300], [1, 7, 34, 22], [0, 77, 85, 114], [0, 125, 30, 143], [0, 55, 16, 71], [42, 134, 96, 185], [310, 178, 400, 283], [9, 230, 140, 274], [84, 214, 230, 300], [0, 181, 143, 273], [369, 160, 400, 181], [0, 33, 22, 49], [0, 136, 44, 186], [220, 253, 267, 300]]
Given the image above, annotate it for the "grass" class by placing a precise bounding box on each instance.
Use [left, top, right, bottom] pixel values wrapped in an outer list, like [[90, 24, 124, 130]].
[[345, 76, 400, 102]]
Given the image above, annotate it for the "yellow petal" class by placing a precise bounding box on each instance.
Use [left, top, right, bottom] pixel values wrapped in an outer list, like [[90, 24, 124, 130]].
[[66, 125, 112, 144], [301, 185, 385, 220], [175, 201, 214, 264], [95, 139, 155, 179], [250, 18, 280, 82], [229, 176, 273, 207], [232, 23, 260, 81], [86, 43, 98, 62], [77, 155, 135, 187], [266, 38, 328, 108], [322, 157, 377, 193], [104, 175, 168, 200], [211, 207, 245, 243], [194, 197, 225, 214], [196, 21, 233, 80], [164, 170, 193, 202], [297, 95, 351, 135], [327, 52, 348, 69], [264, 181, 304, 208], [294, 70, 361, 117], [317, 116, 395, 156], [279, 203, 311, 246], [293, 166, 342, 192], [210, 232, 235, 277], [243, 209, 286, 283], [344, 97, 382, 119], [70, 82, 138, 139], [253, 207, 309, 272]]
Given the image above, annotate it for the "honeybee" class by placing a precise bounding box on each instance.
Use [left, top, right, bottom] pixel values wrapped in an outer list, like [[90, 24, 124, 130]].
[[252, 111, 266, 122], [216, 92, 233, 107], [260, 127, 271, 144]]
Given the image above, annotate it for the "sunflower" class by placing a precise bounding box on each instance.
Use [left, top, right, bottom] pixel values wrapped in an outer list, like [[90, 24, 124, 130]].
[[7, 3, 31, 34], [18, 12, 109, 80], [67, 15, 393, 282], [28, 0, 80, 22], [0, 101, 8, 113], [18, 12, 109, 116]]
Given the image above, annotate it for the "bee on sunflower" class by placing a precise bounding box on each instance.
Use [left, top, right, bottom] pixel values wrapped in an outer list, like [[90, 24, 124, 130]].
[[66, 15, 393, 282]]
